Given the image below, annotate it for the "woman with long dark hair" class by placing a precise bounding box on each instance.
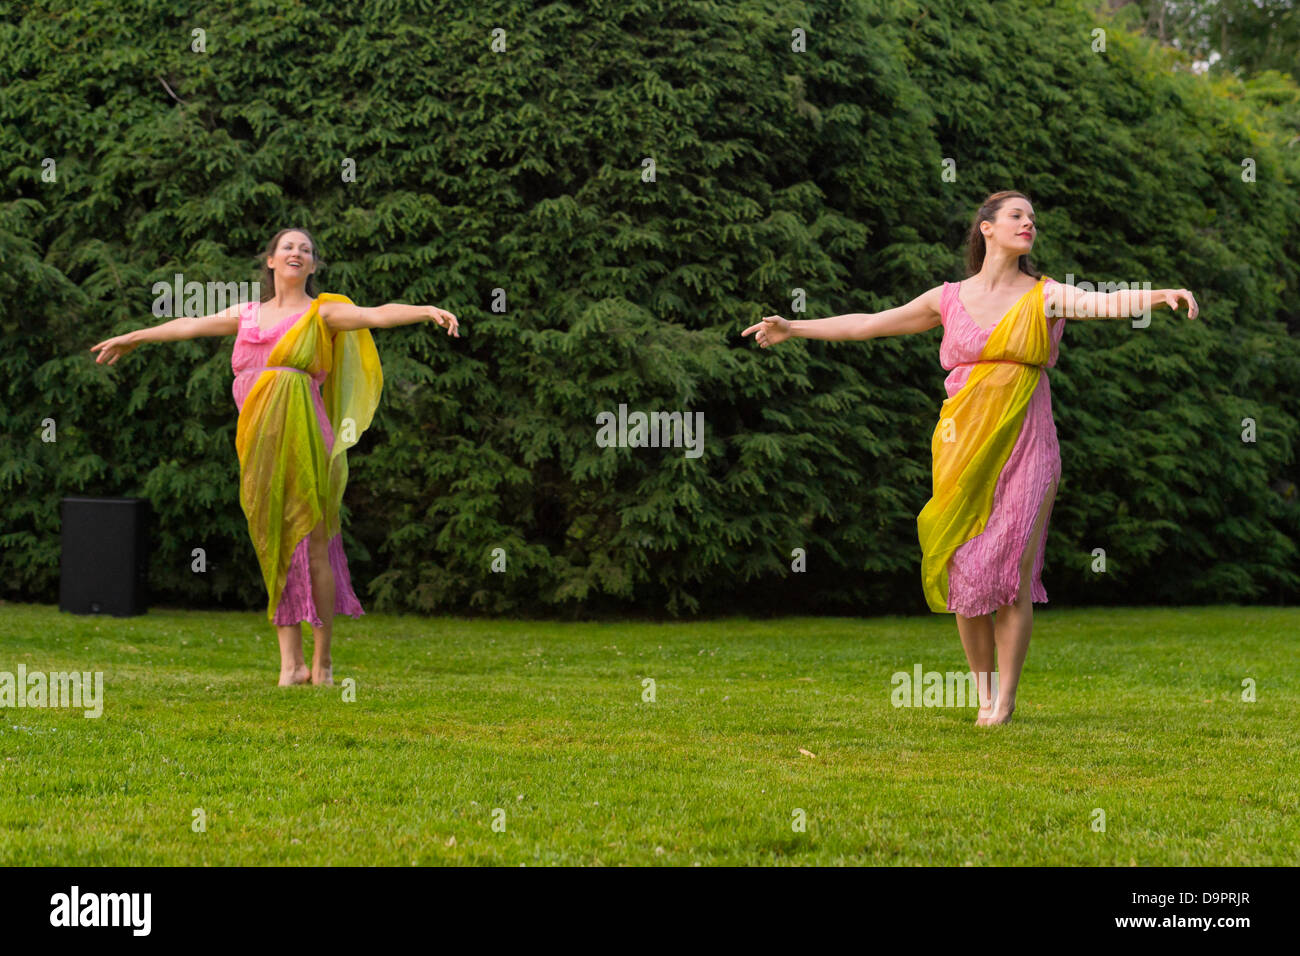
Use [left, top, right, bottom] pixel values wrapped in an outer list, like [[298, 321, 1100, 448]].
[[91, 228, 459, 686], [744, 191, 1198, 724]]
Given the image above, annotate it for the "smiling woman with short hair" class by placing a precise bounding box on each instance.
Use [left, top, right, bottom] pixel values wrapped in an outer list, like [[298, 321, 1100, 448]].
[[91, 227, 460, 687]]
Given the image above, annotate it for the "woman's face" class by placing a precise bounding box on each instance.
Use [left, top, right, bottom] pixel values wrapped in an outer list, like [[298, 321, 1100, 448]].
[[983, 200, 1036, 255], [268, 231, 316, 284]]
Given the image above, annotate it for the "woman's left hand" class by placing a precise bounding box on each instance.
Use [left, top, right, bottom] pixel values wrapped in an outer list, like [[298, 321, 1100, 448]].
[[426, 306, 460, 337], [1157, 288, 1199, 320]]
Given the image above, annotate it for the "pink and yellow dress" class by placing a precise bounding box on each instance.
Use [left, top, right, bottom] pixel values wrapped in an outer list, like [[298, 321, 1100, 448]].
[[916, 275, 1066, 616], [231, 294, 383, 625]]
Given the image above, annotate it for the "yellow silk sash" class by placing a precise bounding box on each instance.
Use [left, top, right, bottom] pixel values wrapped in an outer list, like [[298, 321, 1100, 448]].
[[234, 293, 384, 620], [916, 277, 1049, 613]]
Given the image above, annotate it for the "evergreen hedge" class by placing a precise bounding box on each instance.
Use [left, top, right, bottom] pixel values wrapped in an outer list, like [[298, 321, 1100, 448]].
[[2, 0, 1297, 616]]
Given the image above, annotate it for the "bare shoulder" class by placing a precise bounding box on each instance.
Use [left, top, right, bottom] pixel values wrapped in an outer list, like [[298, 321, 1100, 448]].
[[220, 301, 248, 332], [918, 283, 946, 325], [1042, 276, 1084, 322], [888, 284, 944, 334]]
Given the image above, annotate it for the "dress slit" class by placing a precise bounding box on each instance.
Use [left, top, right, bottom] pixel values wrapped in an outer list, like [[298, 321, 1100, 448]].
[[1007, 474, 1058, 610]]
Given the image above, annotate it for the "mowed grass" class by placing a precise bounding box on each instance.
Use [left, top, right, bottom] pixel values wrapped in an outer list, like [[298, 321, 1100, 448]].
[[0, 602, 1296, 866]]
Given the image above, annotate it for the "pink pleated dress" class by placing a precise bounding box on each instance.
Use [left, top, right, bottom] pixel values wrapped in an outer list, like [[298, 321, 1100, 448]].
[[936, 277, 1067, 616], [231, 301, 366, 626]]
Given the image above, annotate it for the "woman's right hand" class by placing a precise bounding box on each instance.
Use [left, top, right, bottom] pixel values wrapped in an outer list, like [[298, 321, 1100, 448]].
[[90, 331, 140, 365], [742, 315, 793, 349], [424, 305, 460, 337]]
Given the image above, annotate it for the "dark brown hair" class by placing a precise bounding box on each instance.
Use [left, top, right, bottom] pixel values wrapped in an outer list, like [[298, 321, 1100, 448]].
[[964, 191, 1041, 279], [258, 227, 323, 301]]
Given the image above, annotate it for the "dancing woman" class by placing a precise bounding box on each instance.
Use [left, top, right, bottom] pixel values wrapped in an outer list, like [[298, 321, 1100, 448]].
[[91, 228, 459, 686], [743, 191, 1197, 725]]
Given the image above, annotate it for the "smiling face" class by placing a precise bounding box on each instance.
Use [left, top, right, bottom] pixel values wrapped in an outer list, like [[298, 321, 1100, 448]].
[[267, 230, 316, 284], [981, 199, 1036, 255]]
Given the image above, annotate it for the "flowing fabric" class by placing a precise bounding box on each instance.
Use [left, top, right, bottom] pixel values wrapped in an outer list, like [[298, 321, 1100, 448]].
[[917, 276, 1061, 614], [234, 293, 384, 621]]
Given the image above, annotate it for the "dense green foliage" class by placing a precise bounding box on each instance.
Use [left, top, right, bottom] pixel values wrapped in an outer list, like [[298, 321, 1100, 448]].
[[2, 0, 1298, 616]]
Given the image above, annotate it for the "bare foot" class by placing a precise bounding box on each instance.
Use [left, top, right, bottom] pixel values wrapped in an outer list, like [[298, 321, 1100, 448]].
[[983, 702, 1016, 726], [279, 664, 310, 687], [312, 662, 333, 686], [975, 694, 1000, 726]]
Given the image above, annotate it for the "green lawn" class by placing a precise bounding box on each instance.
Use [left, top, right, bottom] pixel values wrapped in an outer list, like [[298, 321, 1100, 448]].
[[0, 602, 1296, 866]]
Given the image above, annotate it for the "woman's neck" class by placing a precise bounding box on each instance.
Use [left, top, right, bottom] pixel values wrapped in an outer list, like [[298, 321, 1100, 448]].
[[971, 250, 1027, 291], [269, 282, 313, 309]]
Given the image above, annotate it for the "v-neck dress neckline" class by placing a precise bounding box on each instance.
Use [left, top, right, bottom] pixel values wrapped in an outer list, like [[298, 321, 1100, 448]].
[[256, 301, 312, 336], [956, 279, 1041, 335]]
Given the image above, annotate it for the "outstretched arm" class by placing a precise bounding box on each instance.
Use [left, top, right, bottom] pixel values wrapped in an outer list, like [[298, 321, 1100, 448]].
[[90, 304, 242, 365], [319, 301, 459, 337], [1048, 282, 1199, 321], [742, 286, 943, 348]]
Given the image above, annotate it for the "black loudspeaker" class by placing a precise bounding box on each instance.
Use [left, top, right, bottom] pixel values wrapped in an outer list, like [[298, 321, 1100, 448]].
[[59, 497, 151, 617]]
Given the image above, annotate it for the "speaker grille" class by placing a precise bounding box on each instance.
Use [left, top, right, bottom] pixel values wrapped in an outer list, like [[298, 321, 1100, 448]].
[[59, 497, 150, 616]]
